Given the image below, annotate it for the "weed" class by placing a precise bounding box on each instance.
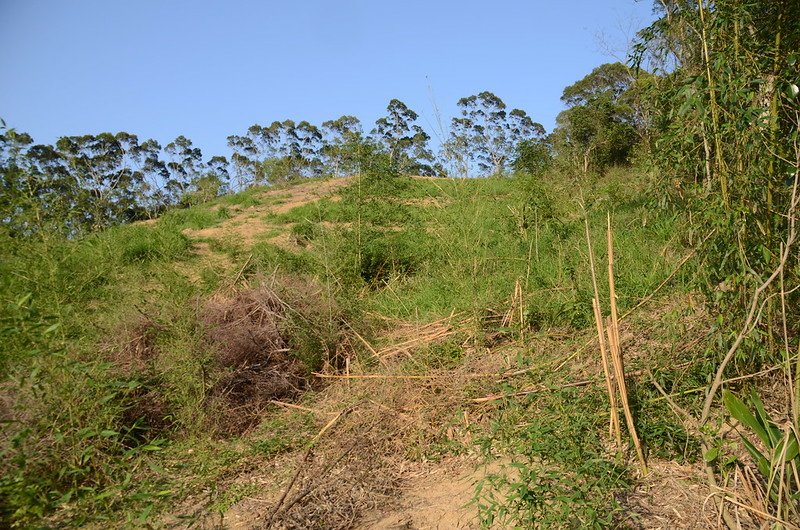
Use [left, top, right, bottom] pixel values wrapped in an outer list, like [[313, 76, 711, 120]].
[[219, 187, 264, 207], [290, 218, 319, 245], [159, 205, 228, 231], [724, 389, 800, 522], [251, 242, 317, 275], [116, 224, 191, 264], [473, 387, 630, 529]]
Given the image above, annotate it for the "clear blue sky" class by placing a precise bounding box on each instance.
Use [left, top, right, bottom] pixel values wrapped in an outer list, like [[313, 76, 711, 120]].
[[1, 0, 655, 159]]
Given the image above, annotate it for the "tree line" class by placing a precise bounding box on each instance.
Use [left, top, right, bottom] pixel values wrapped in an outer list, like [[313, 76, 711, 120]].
[[3, 91, 573, 236]]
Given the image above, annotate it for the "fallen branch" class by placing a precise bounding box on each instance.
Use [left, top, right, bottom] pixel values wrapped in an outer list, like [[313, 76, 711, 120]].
[[343, 321, 385, 366], [268, 400, 334, 415], [264, 407, 351, 528], [231, 253, 253, 288], [314, 372, 494, 380], [268, 440, 359, 525], [472, 379, 593, 404]]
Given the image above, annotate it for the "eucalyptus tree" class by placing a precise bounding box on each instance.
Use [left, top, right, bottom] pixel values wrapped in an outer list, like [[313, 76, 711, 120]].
[[450, 91, 545, 176], [373, 99, 434, 175], [164, 135, 204, 205], [286, 120, 324, 177], [227, 133, 261, 188], [321, 115, 364, 177], [229, 120, 323, 185], [55, 132, 151, 228], [181, 155, 230, 206], [0, 129, 67, 235], [551, 63, 637, 175], [0, 128, 34, 228], [134, 139, 168, 218]]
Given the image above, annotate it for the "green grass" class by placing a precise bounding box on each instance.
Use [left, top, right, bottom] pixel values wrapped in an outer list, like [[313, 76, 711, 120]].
[[159, 204, 229, 231], [310, 173, 685, 327], [0, 168, 692, 527], [218, 185, 265, 207], [473, 386, 631, 529]]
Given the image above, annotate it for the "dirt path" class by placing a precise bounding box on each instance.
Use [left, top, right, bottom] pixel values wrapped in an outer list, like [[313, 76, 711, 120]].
[[356, 459, 501, 530], [185, 177, 351, 250]]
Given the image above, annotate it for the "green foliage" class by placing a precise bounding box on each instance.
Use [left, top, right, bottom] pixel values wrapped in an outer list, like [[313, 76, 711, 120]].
[[180, 174, 226, 206], [357, 228, 424, 285], [159, 204, 228, 231], [0, 352, 169, 527], [473, 388, 630, 528], [514, 138, 552, 177], [290, 218, 319, 244], [320, 115, 366, 177], [251, 242, 317, 275], [724, 390, 800, 521], [219, 186, 263, 207], [416, 338, 464, 369], [634, 0, 800, 368], [117, 225, 191, 264], [551, 63, 638, 175], [0, 293, 60, 378], [227, 120, 324, 187], [373, 99, 435, 175]]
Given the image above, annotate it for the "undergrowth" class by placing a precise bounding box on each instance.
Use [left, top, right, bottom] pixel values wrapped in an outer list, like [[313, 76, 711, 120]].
[[0, 167, 692, 527], [473, 387, 631, 529]]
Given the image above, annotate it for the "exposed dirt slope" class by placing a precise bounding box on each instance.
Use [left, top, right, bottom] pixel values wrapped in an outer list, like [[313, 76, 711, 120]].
[[185, 177, 350, 250]]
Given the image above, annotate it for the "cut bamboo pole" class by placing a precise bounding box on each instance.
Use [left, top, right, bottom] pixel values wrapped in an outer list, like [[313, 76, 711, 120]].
[[584, 215, 622, 447], [607, 213, 647, 475]]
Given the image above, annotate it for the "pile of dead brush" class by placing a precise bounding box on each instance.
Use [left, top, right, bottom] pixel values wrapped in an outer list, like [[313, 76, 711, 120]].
[[110, 277, 356, 438], [202, 287, 309, 435]]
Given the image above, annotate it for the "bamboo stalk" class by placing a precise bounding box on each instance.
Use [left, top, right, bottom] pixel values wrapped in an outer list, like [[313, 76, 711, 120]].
[[585, 215, 622, 447], [607, 213, 647, 474], [314, 372, 494, 380], [344, 321, 385, 366], [472, 379, 594, 403]]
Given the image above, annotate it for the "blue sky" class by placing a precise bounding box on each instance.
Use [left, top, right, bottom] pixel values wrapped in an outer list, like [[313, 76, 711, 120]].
[[0, 0, 656, 160]]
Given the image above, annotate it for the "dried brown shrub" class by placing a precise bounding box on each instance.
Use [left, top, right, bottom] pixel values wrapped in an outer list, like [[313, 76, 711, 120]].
[[108, 278, 356, 438], [201, 287, 311, 435], [110, 318, 163, 374], [201, 287, 288, 369], [272, 432, 398, 530]]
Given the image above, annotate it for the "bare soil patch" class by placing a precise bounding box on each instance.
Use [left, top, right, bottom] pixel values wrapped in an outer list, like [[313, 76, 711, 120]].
[[184, 178, 351, 250], [357, 458, 498, 530]]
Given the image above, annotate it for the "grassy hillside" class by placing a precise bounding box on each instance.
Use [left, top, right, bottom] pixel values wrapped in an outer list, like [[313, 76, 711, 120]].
[[1, 169, 711, 528]]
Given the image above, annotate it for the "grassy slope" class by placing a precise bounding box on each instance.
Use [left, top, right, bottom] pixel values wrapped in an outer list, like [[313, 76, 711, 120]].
[[1, 170, 703, 528]]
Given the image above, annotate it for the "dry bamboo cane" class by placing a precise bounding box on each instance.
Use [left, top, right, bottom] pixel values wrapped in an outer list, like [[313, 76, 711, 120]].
[[516, 278, 524, 344], [607, 213, 647, 474], [584, 216, 622, 447]]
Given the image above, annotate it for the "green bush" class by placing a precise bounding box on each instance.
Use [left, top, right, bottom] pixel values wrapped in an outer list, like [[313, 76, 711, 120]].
[[116, 225, 191, 264]]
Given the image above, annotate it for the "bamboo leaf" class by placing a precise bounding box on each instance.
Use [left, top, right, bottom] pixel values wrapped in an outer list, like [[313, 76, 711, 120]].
[[723, 390, 770, 447], [741, 436, 771, 478]]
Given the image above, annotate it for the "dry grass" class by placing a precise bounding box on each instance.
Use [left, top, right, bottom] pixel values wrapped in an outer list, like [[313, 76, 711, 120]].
[[201, 287, 311, 436]]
